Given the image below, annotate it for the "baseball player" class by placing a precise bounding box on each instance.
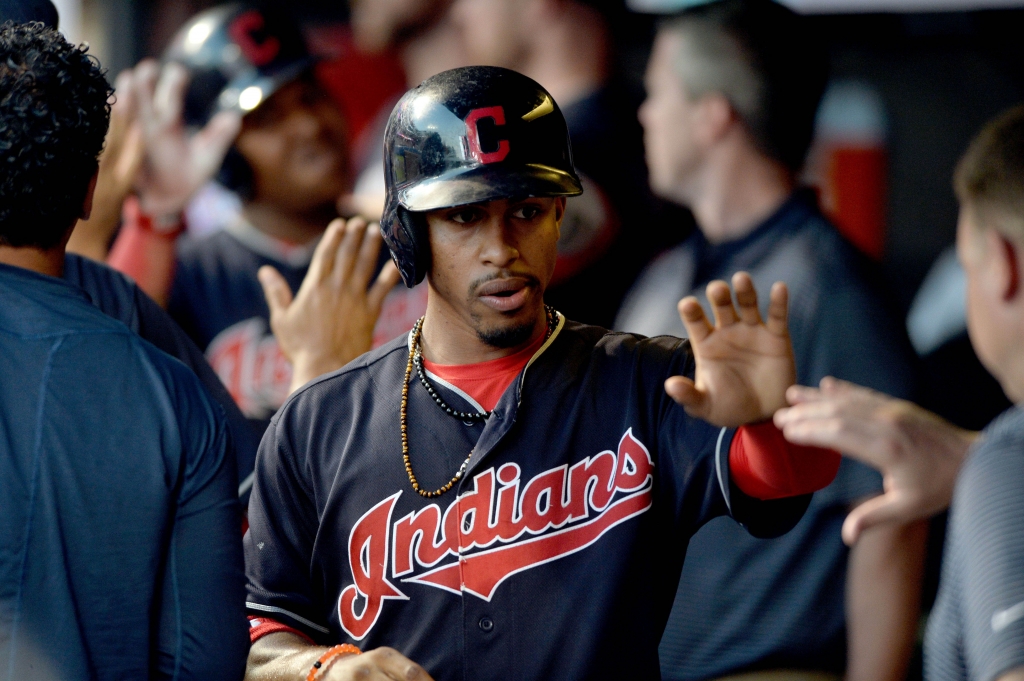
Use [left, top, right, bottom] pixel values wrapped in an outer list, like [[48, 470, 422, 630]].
[[243, 67, 841, 681]]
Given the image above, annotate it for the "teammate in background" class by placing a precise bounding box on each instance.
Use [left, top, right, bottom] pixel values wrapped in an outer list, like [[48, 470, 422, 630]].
[[242, 66, 842, 681], [614, 2, 924, 679], [0, 22, 247, 679], [448, 0, 669, 327], [776, 106, 1024, 681], [106, 5, 404, 435]]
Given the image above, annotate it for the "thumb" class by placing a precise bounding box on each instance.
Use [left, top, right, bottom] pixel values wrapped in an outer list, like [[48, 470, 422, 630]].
[[194, 111, 242, 171], [665, 376, 707, 418], [258, 265, 293, 320], [842, 492, 912, 546]]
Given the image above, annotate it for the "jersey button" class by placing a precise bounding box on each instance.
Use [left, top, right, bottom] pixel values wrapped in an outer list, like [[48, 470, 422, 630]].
[[478, 617, 494, 633]]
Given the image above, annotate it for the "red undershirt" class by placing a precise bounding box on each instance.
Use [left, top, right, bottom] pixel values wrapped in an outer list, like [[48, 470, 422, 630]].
[[248, 332, 840, 645]]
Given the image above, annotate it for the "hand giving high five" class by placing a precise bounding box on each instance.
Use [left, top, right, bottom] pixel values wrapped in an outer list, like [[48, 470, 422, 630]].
[[666, 272, 795, 428]]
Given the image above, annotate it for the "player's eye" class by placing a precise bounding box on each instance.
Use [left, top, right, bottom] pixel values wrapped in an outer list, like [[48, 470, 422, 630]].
[[511, 204, 543, 220], [449, 208, 482, 224]]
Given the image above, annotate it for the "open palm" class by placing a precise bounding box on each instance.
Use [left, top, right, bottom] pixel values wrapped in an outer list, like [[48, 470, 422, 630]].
[[665, 272, 795, 428]]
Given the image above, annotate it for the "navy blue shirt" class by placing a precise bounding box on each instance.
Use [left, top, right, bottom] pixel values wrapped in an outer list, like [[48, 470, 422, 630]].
[[926, 406, 1024, 681], [617, 190, 915, 677], [0, 263, 249, 680], [245, 318, 811, 681], [63, 253, 260, 501]]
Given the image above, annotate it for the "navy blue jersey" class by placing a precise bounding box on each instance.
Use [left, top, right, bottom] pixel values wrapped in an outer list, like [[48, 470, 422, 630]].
[[0, 263, 248, 680], [617, 190, 915, 677], [245, 317, 810, 681], [63, 253, 260, 500]]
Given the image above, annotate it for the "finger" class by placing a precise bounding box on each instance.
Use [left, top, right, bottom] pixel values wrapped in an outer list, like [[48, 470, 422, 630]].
[[133, 60, 160, 133], [333, 217, 369, 288], [731, 272, 762, 325], [193, 110, 241, 171], [706, 280, 738, 327], [350, 222, 384, 289], [257, 266, 293, 320], [362, 646, 435, 681], [779, 416, 886, 467], [677, 296, 712, 343], [305, 218, 346, 285], [367, 260, 402, 312], [765, 281, 789, 336], [153, 62, 189, 129], [785, 384, 824, 406], [842, 493, 916, 546], [819, 375, 860, 396], [664, 376, 708, 417]]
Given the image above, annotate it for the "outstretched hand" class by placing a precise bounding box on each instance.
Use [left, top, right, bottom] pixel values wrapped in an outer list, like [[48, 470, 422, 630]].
[[68, 70, 145, 261], [259, 218, 402, 394], [665, 272, 795, 428], [774, 377, 977, 545], [133, 59, 241, 218]]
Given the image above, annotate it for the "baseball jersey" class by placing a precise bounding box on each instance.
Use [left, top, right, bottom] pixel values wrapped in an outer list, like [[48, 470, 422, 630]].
[[168, 216, 427, 434], [926, 405, 1024, 681], [245, 317, 812, 681], [0, 262, 248, 680], [616, 189, 915, 677], [62, 252, 260, 500]]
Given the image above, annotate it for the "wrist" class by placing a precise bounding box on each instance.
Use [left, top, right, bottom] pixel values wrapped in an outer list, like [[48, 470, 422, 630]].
[[136, 193, 187, 227], [307, 644, 361, 681]]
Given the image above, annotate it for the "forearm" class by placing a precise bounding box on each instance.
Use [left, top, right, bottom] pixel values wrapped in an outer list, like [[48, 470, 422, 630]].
[[247, 632, 330, 681], [106, 196, 180, 307], [845, 518, 928, 681]]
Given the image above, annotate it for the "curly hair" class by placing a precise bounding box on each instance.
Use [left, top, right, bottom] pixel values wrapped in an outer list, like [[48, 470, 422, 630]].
[[0, 21, 112, 249]]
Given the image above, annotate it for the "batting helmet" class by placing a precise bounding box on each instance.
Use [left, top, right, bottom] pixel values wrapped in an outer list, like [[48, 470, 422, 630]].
[[381, 66, 584, 287], [164, 3, 311, 128]]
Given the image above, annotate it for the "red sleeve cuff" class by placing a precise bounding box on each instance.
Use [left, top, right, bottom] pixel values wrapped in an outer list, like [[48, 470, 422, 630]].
[[729, 421, 841, 501], [248, 615, 316, 645]]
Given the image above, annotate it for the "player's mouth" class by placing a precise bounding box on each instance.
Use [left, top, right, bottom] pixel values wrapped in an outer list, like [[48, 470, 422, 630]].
[[476, 277, 535, 313]]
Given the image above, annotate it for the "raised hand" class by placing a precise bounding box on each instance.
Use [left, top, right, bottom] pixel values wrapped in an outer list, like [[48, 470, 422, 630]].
[[67, 70, 145, 261], [133, 59, 241, 219], [258, 218, 402, 394], [665, 272, 794, 428], [774, 377, 977, 544]]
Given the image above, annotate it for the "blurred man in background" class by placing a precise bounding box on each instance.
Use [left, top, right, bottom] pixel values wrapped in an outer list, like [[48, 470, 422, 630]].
[[107, 4, 403, 436], [616, 1, 925, 679], [449, 0, 665, 326], [776, 105, 1024, 681], [0, 21, 247, 679]]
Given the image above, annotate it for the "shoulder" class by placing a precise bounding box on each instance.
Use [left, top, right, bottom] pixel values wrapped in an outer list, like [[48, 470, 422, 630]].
[[559, 321, 692, 378], [958, 407, 1024, 501]]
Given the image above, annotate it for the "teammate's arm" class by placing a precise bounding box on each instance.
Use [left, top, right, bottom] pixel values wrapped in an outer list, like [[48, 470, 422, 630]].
[[845, 518, 928, 681], [246, 632, 433, 680], [774, 377, 977, 543]]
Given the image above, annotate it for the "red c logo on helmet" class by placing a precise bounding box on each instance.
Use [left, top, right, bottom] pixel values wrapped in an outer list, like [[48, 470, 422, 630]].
[[228, 10, 281, 67], [466, 106, 511, 164]]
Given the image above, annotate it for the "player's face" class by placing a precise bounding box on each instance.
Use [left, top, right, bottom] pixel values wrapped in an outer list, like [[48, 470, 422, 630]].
[[351, 0, 448, 52], [639, 31, 704, 206], [425, 196, 564, 348], [450, 0, 529, 69], [958, 206, 1023, 401], [234, 77, 350, 214]]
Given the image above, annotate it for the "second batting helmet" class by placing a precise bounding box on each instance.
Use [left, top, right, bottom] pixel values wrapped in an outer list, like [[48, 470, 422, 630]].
[[381, 66, 584, 287]]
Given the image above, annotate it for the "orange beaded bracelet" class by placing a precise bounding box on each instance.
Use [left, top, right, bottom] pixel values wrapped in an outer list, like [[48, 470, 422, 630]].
[[306, 643, 361, 681]]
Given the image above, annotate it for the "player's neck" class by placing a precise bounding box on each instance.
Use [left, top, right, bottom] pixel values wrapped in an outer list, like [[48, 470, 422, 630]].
[[419, 293, 548, 366], [688, 138, 794, 245], [242, 201, 335, 246], [0, 231, 69, 278]]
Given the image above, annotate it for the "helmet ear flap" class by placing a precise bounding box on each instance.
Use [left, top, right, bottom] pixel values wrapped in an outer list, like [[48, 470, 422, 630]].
[[396, 206, 432, 287]]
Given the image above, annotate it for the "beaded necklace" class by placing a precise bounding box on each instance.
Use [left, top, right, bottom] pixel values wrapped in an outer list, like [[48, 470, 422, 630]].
[[400, 306, 558, 498]]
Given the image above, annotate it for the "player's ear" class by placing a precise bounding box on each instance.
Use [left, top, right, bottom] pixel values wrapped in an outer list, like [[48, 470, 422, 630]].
[[996, 231, 1021, 301], [79, 168, 100, 221]]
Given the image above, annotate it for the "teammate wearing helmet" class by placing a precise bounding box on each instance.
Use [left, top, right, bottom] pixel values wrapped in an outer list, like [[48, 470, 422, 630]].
[[242, 66, 843, 681], [107, 4, 413, 436]]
